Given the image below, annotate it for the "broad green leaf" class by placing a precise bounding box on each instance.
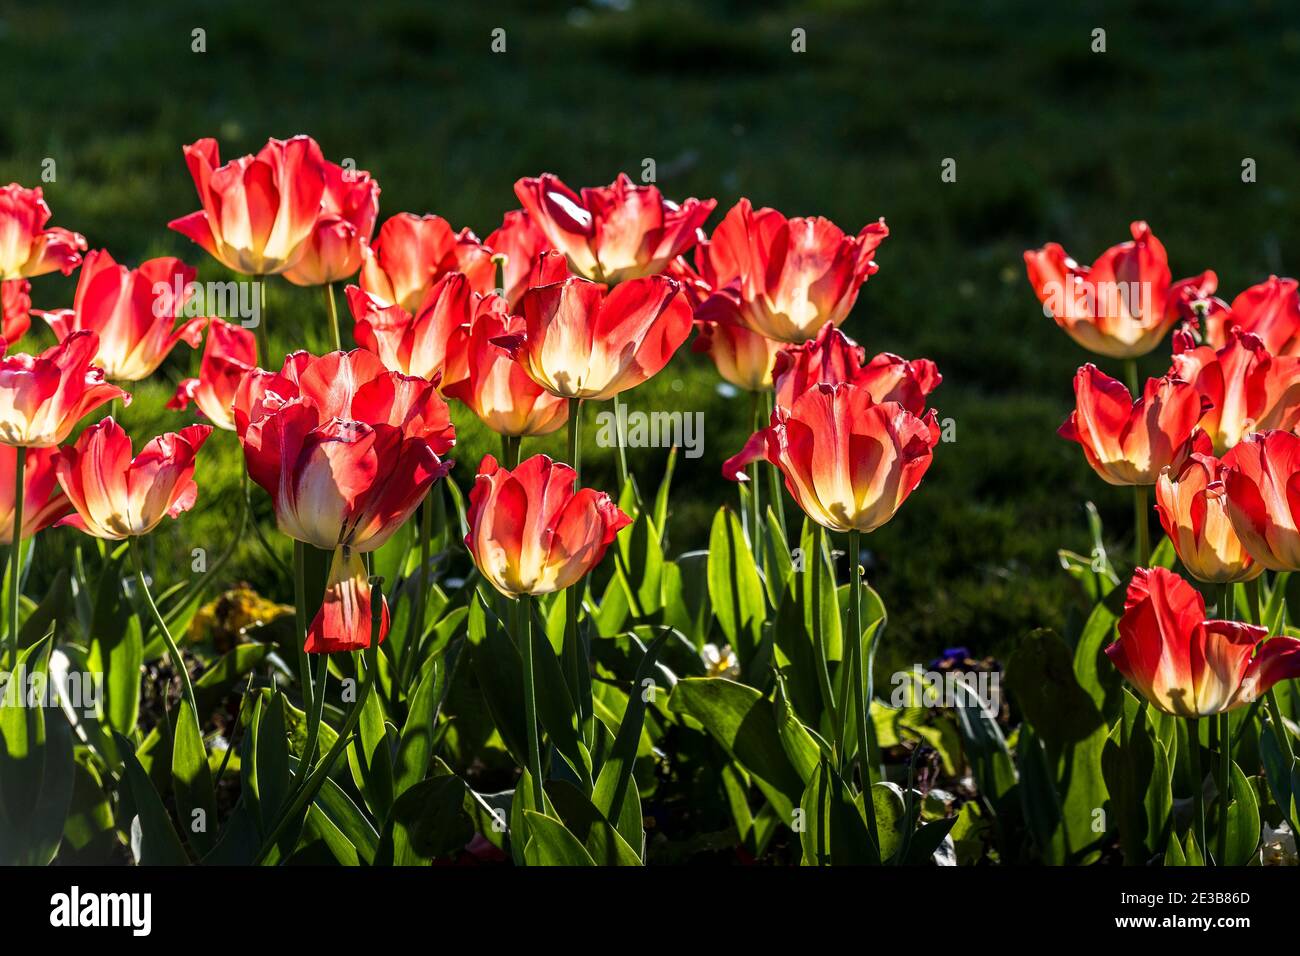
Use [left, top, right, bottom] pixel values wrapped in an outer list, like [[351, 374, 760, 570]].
[[115, 732, 188, 865], [707, 506, 766, 668], [375, 774, 474, 865], [171, 696, 217, 855], [522, 810, 596, 866]]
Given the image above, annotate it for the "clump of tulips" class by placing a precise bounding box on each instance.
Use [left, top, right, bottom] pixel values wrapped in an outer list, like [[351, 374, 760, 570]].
[[1031, 221, 1300, 865], [2, 129, 948, 869]]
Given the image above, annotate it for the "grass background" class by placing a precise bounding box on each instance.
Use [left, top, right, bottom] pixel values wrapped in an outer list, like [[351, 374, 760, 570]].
[[3, 0, 1298, 668]]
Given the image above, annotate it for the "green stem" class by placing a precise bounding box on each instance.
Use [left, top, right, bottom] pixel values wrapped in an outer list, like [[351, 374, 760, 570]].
[[326, 282, 342, 352], [6, 445, 25, 667], [502, 433, 521, 470], [300, 653, 329, 776], [257, 278, 270, 367], [1216, 709, 1230, 866], [519, 594, 545, 808], [130, 538, 199, 718], [564, 399, 587, 720], [1186, 717, 1207, 862], [1133, 484, 1150, 568], [292, 541, 314, 720], [763, 390, 786, 538], [848, 529, 880, 848], [1124, 357, 1139, 396], [252, 576, 384, 864], [748, 391, 762, 568], [403, 492, 433, 690], [811, 525, 838, 759], [1245, 576, 1294, 759], [613, 395, 629, 491]]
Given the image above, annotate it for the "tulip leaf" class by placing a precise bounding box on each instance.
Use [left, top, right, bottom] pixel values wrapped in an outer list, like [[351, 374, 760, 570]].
[[652, 446, 676, 543], [87, 556, 143, 742], [1220, 761, 1260, 866], [545, 780, 642, 865], [115, 732, 189, 866], [392, 656, 441, 798], [798, 759, 878, 865], [525, 600, 589, 786], [1259, 727, 1299, 833], [668, 677, 805, 819], [254, 692, 291, 835], [953, 675, 1019, 823], [1102, 691, 1173, 863], [171, 696, 217, 856], [466, 594, 527, 767], [707, 506, 766, 668], [522, 810, 596, 866], [1073, 596, 1121, 715], [347, 675, 394, 820], [375, 774, 475, 865], [616, 511, 665, 618]]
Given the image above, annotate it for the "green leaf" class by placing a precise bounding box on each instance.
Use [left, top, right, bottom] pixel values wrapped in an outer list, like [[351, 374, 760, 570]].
[[669, 677, 804, 818], [1102, 691, 1173, 863], [652, 446, 676, 541], [466, 593, 526, 766], [871, 781, 907, 863], [254, 693, 291, 835], [375, 774, 475, 865], [522, 810, 596, 866], [707, 506, 766, 667], [545, 780, 642, 865], [171, 696, 217, 856], [87, 557, 143, 742], [524, 600, 589, 785], [1220, 761, 1260, 866], [347, 676, 394, 820], [115, 732, 189, 865], [798, 759, 877, 865], [617, 510, 665, 617], [392, 657, 440, 798]]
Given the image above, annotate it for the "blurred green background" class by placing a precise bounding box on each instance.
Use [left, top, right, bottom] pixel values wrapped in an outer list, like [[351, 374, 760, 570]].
[[3, 0, 1297, 668]]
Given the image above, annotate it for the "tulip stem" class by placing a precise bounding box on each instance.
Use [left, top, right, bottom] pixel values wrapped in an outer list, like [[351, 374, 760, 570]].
[[519, 594, 546, 808], [1133, 484, 1150, 568], [257, 279, 270, 368], [763, 390, 786, 537], [5, 445, 24, 667], [1217, 710, 1230, 866], [1244, 576, 1295, 759], [326, 282, 341, 352], [253, 578, 384, 865], [1124, 357, 1139, 396], [501, 434, 521, 471], [748, 391, 762, 568], [848, 529, 880, 850], [564, 398, 589, 727], [1186, 717, 1208, 862], [613, 395, 630, 492], [403, 492, 434, 691], [811, 525, 839, 759], [292, 541, 315, 719], [130, 538, 199, 724]]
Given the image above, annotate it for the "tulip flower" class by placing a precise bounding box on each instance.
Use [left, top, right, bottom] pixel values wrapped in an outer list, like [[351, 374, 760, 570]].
[[693, 199, 888, 344], [1203, 275, 1300, 355], [692, 312, 785, 392], [1169, 327, 1300, 453], [54, 419, 211, 539], [237, 350, 454, 651], [1222, 429, 1300, 571], [0, 445, 69, 544], [771, 321, 941, 414], [496, 274, 691, 401], [442, 303, 568, 437], [0, 183, 86, 280], [1058, 365, 1208, 486], [514, 172, 715, 284], [1106, 567, 1300, 716], [168, 318, 257, 431], [348, 271, 478, 389], [37, 250, 205, 381], [723, 382, 939, 534], [0, 331, 129, 447], [1025, 221, 1209, 359], [1154, 453, 1261, 584], [1, 279, 31, 343], [283, 161, 380, 287], [359, 213, 495, 314], [484, 210, 563, 308], [168, 135, 329, 275], [465, 453, 630, 597]]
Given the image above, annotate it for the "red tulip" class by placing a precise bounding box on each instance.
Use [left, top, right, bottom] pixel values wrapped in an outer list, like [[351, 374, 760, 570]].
[[692, 312, 785, 392], [358, 213, 495, 314], [771, 321, 941, 414], [1169, 327, 1300, 453], [0, 331, 129, 447], [694, 199, 888, 343], [1154, 453, 1260, 584], [237, 350, 454, 652], [283, 160, 380, 286], [724, 382, 939, 534], [496, 274, 691, 401], [37, 250, 205, 381], [168, 318, 257, 431], [169, 135, 329, 275], [55, 419, 211, 539], [1106, 567, 1300, 716], [0, 183, 86, 280], [348, 271, 480, 388], [514, 173, 714, 284], [1025, 221, 1205, 358], [1, 279, 31, 343], [465, 454, 630, 596], [484, 210, 565, 308], [442, 302, 568, 437], [1058, 365, 1208, 485], [1222, 430, 1300, 571], [0, 445, 70, 544], [1203, 275, 1300, 355]]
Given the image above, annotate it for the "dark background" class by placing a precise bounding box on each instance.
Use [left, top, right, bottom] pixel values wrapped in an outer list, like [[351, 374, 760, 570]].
[[3, 0, 1296, 667]]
